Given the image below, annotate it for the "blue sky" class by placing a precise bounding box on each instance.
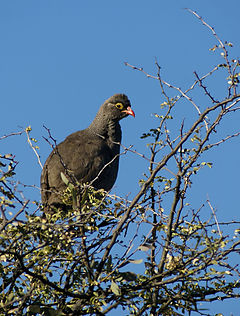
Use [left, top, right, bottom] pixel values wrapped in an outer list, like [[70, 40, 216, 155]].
[[1, 1, 240, 315]]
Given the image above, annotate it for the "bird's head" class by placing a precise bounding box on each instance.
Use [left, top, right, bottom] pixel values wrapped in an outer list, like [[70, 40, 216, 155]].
[[104, 94, 135, 121]]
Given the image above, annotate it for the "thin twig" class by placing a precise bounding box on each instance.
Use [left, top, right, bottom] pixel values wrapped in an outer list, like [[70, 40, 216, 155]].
[[207, 199, 222, 237], [0, 130, 24, 140], [194, 71, 219, 103], [25, 127, 43, 169], [204, 131, 240, 150], [186, 8, 234, 97]]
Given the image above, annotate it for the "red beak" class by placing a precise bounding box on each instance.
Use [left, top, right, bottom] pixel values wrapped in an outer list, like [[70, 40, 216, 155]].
[[122, 106, 135, 117]]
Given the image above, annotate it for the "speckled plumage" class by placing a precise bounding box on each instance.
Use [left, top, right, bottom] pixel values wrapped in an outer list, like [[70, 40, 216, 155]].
[[41, 94, 134, 207]]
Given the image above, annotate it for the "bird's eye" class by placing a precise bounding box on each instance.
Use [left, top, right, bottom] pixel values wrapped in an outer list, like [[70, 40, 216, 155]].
[[115, 102, 124, 110]]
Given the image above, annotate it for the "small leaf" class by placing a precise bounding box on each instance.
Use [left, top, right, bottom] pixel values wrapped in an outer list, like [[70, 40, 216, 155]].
[[61, 173, 75, 190], [111, 281, 121, 295], [129, 259, 143, 264], [138, 244, 153, 251], [61, 172, 69, 185]]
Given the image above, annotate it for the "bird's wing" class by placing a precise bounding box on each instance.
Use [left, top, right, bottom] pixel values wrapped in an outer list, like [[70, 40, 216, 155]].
[[63, 131, 113, 179], [41, 132, 114, 205]]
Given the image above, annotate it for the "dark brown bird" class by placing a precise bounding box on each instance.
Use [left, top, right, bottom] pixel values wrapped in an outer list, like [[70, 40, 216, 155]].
[[41, 94, 135, 208]]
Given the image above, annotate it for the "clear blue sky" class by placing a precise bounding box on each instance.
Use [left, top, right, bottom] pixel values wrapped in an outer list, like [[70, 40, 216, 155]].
[[1, 1, 240, 315]]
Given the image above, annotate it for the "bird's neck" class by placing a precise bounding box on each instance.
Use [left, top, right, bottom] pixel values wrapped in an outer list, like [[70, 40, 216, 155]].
[[88, 116, 122, 145], [106, 120, 122, 144]]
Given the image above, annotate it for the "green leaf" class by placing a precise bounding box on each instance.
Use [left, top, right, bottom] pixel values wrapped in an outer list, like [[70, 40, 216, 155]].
[[61, 172, 69, 185], [61, 172, 74, 189], [129, 259, 143, 264], [111, 281, 121, 295]]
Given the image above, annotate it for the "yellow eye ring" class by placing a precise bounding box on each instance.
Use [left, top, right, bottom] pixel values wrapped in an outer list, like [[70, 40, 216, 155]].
[[115, 102, 124, 110]]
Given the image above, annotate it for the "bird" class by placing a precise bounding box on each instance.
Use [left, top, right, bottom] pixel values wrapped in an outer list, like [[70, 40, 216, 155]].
[[40, 94, 135, 209]]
